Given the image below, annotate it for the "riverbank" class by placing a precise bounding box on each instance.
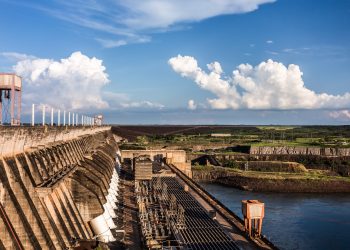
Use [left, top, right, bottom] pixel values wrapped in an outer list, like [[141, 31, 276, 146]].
[[192, 166, 350, 192]]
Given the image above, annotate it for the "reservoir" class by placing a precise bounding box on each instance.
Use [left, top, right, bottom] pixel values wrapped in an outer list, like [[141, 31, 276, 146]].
[[200, 182, 350, 250]]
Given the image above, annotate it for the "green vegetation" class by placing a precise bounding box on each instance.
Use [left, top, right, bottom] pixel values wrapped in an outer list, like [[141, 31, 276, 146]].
[[227, 168, 350, 182], [119, 143, 146, 150], [257, 126, 297, 131], [192, 165, 214, 171], [194, 166, 350, 182], [222, 160, 240, 169], [116, 125, 350, 151]]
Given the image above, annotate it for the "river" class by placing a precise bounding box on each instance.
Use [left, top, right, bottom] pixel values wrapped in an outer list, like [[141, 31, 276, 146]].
[[200, 182, 350, 250]]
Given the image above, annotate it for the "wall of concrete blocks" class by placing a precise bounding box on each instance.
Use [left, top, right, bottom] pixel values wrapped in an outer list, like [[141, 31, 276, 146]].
[[0, 127, 120, 249], [121, 149, 192, 177]]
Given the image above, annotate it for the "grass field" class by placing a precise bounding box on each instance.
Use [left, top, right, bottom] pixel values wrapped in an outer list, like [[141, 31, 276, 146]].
[[113, 125, 350, 149], [257, 126, 297, 131]]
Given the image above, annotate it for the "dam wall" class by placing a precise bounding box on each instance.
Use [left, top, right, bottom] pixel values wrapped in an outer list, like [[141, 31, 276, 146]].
[[0, 126, 121, 249], [250, 146, 350, 156]]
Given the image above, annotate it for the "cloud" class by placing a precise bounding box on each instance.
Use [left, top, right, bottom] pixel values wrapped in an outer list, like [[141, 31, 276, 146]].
[[281, 46, 348, 60], [13, 51, 109, 110], [102, 91, 164, 110], [10, 51, 165, 112], [95, 36, 151, 48], [120, 101, 164, 109], [266, 40, 274, 44], [1, 52, 36, 61], [116, 0, 275, 30], [168, 55, 350, 110], [266, 51, 279, 55], [17, 0, 275, 47], [188, 100, 197, 110], [329, 110, 350, 120], [95, 39, 128, 48]]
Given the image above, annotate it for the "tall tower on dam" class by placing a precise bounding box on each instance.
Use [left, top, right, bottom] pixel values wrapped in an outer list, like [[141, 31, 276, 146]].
[[0, 73, 22, 126]]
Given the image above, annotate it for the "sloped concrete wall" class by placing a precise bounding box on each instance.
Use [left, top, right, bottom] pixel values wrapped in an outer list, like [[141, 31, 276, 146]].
[[0, 126, 119, 249]]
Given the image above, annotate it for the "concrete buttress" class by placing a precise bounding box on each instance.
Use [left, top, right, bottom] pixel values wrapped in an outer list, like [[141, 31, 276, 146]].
[[0, 126, 121, 249]]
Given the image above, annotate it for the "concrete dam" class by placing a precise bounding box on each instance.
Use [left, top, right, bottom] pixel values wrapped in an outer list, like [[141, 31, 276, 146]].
[[0, 126, 121, 249], [0, 126, 275, 250]]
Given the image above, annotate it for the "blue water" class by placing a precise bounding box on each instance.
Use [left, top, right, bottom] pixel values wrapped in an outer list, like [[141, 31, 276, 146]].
[[200, 182, 350, 250]]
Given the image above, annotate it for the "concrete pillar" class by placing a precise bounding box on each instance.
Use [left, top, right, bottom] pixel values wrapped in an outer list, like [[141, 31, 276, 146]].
[[108, 187, 118, 197], [51, 108, 54, 126], [43, 195, 71, 246], [60, 184, 93, 238], [89, 214, 116, 243], [103, 209, 117, 230], [42, 105, 45, 126], [106, 195, 117, 209], [55, 187, 85, 239], [104, 201, 117, 218], [32, 104, 35, 126], [107, 193, 117, 203], [58, 110, 60, 126]]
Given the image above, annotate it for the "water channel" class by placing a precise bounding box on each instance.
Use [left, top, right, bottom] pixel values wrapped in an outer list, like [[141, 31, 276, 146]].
[[200, 182, 350, 250]]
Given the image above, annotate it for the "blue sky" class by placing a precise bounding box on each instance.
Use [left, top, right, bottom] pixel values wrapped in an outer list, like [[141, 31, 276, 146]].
[[0, 0, 349, 124]]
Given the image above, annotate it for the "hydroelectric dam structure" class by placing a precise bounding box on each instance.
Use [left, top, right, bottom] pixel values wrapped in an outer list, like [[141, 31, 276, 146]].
[[0, 125, 276, 250], [0, 126, 122, 249]]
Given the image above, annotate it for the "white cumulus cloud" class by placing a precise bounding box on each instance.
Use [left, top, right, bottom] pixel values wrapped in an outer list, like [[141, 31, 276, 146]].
[[188, 100, 197, 110], [329, 110, 350, 120], [168, 55, 350, 110], [2, 51, 165, 113], [13, 51, 109, 110]]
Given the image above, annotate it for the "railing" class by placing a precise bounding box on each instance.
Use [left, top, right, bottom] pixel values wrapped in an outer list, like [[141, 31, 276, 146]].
[[31, 103, 102, 126]]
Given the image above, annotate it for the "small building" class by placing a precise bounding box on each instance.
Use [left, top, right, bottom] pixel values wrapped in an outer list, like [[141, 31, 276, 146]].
[[94, 114, 103, 126], [134, 155, 152, 180]]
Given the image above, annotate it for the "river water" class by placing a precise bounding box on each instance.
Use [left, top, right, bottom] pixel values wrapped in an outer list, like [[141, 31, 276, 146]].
[[200, 182, 350, 250]]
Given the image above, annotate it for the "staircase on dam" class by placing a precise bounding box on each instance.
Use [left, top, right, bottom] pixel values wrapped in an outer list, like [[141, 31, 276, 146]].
[[0, 126, 123, 249]]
